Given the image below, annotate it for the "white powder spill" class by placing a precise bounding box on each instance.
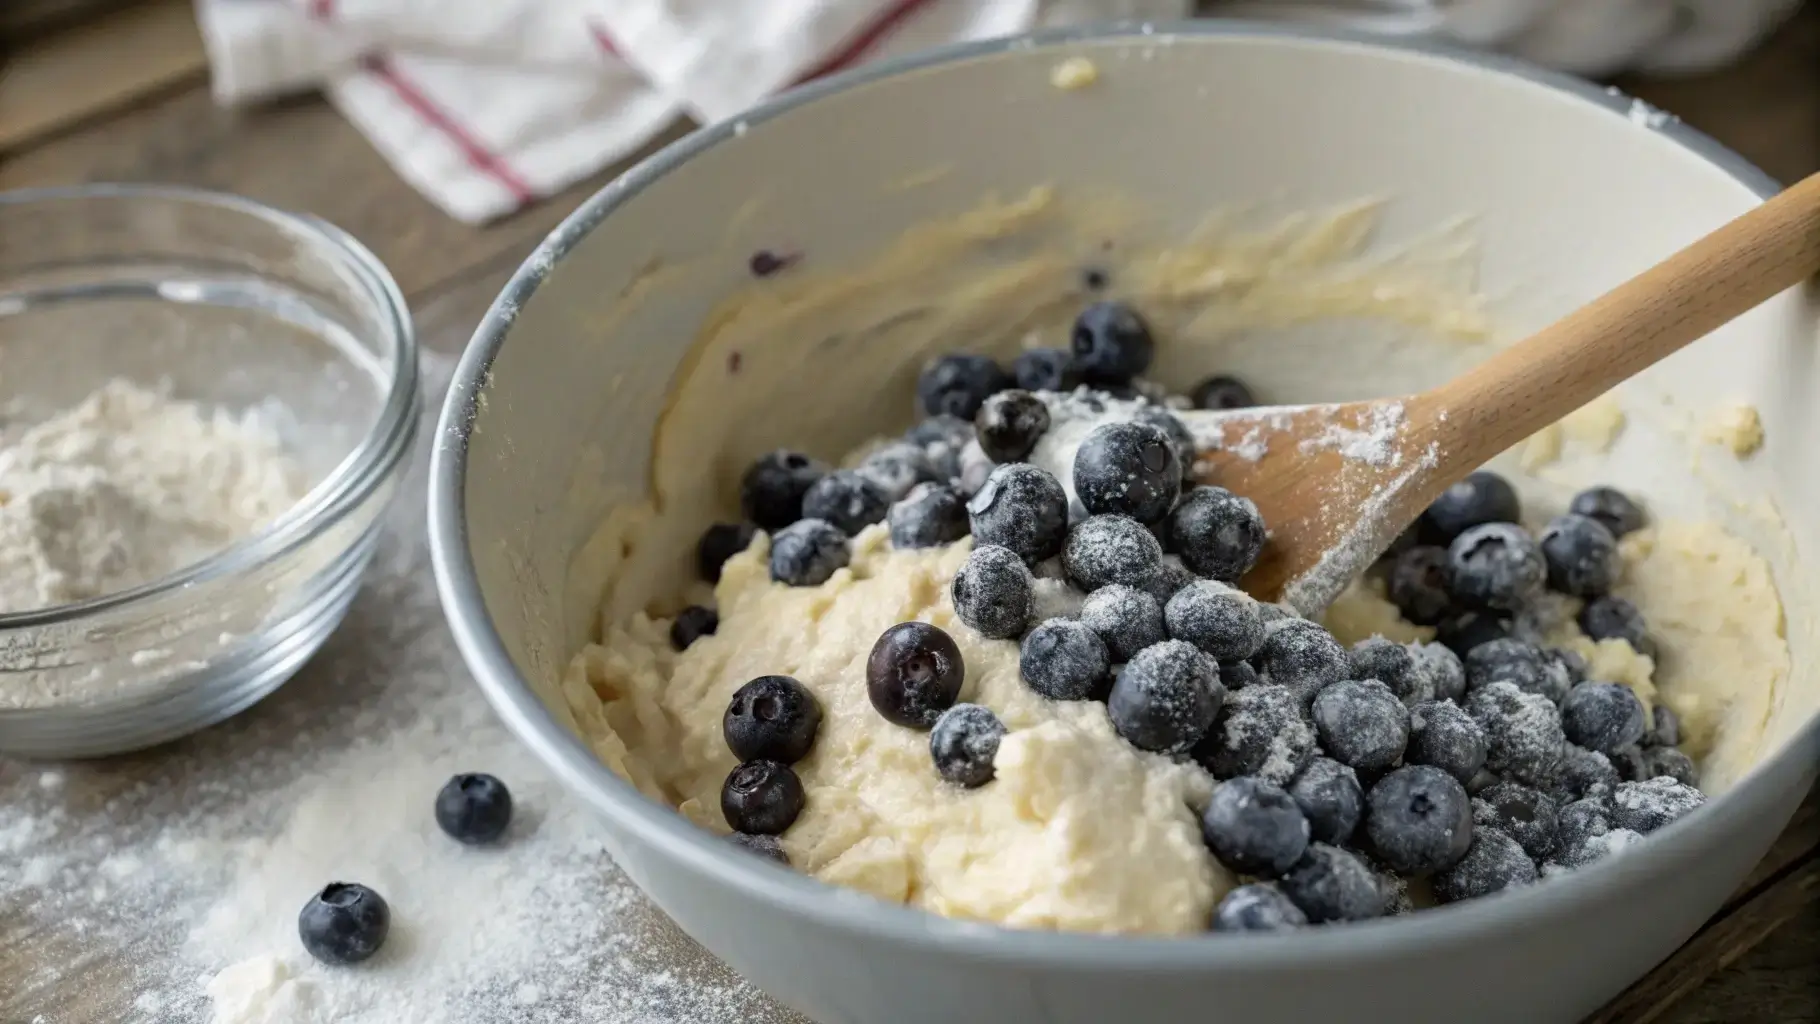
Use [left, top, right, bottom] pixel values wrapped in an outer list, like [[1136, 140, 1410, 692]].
[[1297, 402, 1406, 468]]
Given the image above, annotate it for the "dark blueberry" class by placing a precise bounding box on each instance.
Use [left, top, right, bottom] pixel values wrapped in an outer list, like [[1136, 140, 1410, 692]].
[[1201, 776, 1311, 877], [1350, 637, 1428, 704], [1411, 642, 1468, 703], [1194, 684, 1318, 784], [1133, 405, 1196, 480], [1382, 521, 1423, 564], [724, 675, 823, 764], [1434, 610, 1513, 659], [1560, 682, 1647, 755], [1070, 300, 1155, 385], [1107, 640, 1222, 755], [801, 470, 891, 536], [670, 605, 718, 651], [1544, 646, 1590, 686], [1465, 638, 1571, 704], [1256, 602, 1298, 626], [747, 250, 798, 277], [1020, 619, 1112, 702], [1611, 777, 1704, 834], [1279, 844, 1389, 924], [1539, 514, 1619, 597], [1407, 699, 1488, 785], [721, 760, 806, 835], [1191, 374, 1257, 411], [1644, 746, 1700, 787], [434, 774, 513, 845], [1365, 765, 1474, 876], [968, 463, 1070, 564], [1422, 471, 1521, 543], [1218, 659, 1260, 691], [1610, 744, 1652, 783], [1466, 768, 1501, 795], [1431, 828, 1538, 903], [888, 483, 970, 549], [740, 450, 828, 530], [1570, 485, 1647, 539], [1073, 422, 1180, 524], [1466, 682, 1567, 786], [298, 883, 391, 966], [866, 622, 966, 730], [1064, 514, 1164, 591], [975, 389, 1051, 464], [1166, 486, 1265, 581], [1387, 545, 1454, 626], [1547, 745, 1621, 803], [1252, 619, 1349, 707], [1165, 581, 1264, 662], [929, 704, 1007, 788], [727, 832, 790, 866], [1012, 347, 1082, 393], [1448, 523, 1546, 613], [917, 353, 1011, 420], [857, 442, 939, 503], [769, 519, 849, 586], [1648, 703, 1681, 748], [1288, 757, 1364, 846], [1079, 584, 1166, 663], [950, 544, 1033, 639], [697, 522, 758, 584], [1549, 798, 1635, 869], [1578, 596, 1657, 659], [1472, 781, 1558, 860], [1139, 559, 1198, 607], [904, 415, 975, 481], [1212, 883, 1308, 932], [1313, 679, 1410, 774]]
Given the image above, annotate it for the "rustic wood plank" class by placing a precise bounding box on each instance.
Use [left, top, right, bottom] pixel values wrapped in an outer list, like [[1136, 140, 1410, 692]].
[[1658, 908, 1820, 1024]]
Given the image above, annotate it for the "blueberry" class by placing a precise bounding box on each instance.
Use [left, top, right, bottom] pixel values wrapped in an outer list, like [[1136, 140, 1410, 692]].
[[1570, 485, 1646, 539], [298, 883, 391, 965], [769, 519, 849, 586], [1407, 699, 1488, 785], [1644, 746, 1700, 787], [904, 414, 975, 480], [1611, 777, 1704, 834], [1107, 640, 1222, 755], [1610, 744, 1652, 783], [1387, 545, 1454, 626], [1134, 405, 1196, 480], [1472, 781, 1558, 860], [1648, 703, 1681, 748], [1466, 682, 1567, 787], [697, 523, 758, 584], [1279, 844, 1389, 924], [1350, 637, 1428, 705], [1546, 744, 1621, 803], [1191, 374, 1257, 411], [1073, 422, 1181, 524], [1070, 301, 1155, 385], [1578, 596, 1657, 659], [1201, 776, 1311, 877], [1365, 765, 1474, 876], [1544, 646, 1590, 686], [929, 703, 1007, 788], [1549, 798, 1636, 869], [434, 774, 513, 845], [918, 353, 1010, 420], [671, 605, 718, 650], [1064, 514, 1164, 591], [950, 544, 1033, 639], [1539, 514, 1619, 597], [801, 470, 891, 536], [1434, 610, 1514, 658], [975, 389, 1051, 464], [727, 832, 790, 866], [1212, 883, 1308, 932], [1288, 757, 1365, 845], [1194, 684, 1318, 784], [886, 483, 970, 550], [1218, 659, 1260, 691], [968, 463, 1070, 564], [1423, 471, 1521, 543], [1139, 558, 1198, 607], [740, 450, 828, 530], [1448, 522, 1546, 613], [1079, 583, 1166, 663], [1252, 619, 1349, 706], [866, 622, 966, 730], [1166, 486, 1266, 581], [1020, 619, 1112, 701], [721, 760, 806, 835], [1559, 682, 1647, 755], [1431, 828, 1538, 903], [1465, 638, 1571, 704], [1012, 347, 1082, 393], [857, 442, 939, 503], [1410, 642, 1468, 703], [1165, 581, 1265, 662], [1466, 768, 1501, 795], [724, 675, 823, 764], [1313, 679, 1409, 774]]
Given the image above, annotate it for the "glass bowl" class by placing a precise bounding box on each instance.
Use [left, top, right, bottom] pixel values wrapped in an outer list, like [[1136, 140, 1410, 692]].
[[0, 185, 418, 757]]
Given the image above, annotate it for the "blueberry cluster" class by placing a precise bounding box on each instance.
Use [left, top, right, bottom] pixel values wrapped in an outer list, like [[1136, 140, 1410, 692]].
[[717, 674, 825, 861]]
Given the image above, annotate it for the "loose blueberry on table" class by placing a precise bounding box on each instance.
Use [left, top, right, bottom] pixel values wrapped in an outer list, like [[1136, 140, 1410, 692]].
[[434, 772, 515, 845], [298, 882, 391, 966]]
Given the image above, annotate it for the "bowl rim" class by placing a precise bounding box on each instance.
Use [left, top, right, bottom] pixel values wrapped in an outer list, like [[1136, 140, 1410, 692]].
[[0, 184, 420, 638], [430, 19, 1812, 970]]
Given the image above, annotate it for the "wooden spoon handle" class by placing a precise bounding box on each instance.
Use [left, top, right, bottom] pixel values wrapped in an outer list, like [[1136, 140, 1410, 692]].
[[1420, 170, 1820, 463]]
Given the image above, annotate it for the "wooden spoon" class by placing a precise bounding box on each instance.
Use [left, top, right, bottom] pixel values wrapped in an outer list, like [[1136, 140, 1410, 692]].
[[1178, 170, 1820, 614]]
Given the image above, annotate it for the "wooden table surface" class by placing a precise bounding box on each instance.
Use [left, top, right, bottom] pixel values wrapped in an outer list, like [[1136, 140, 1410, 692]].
[[2, 3, 1818, 1022]]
